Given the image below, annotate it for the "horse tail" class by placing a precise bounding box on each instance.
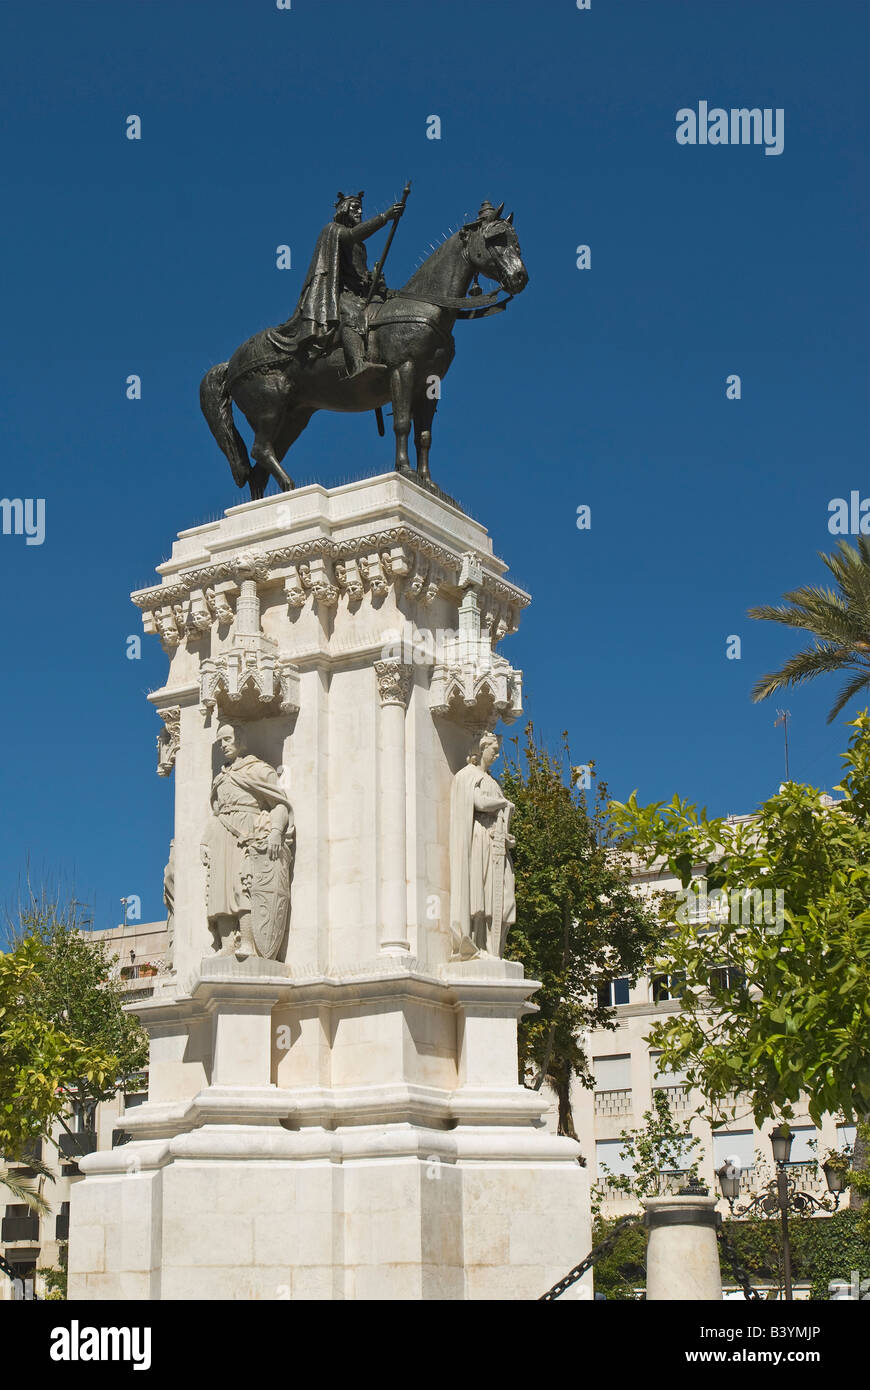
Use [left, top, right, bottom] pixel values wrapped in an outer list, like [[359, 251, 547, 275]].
[[199, 362, 250, 488]]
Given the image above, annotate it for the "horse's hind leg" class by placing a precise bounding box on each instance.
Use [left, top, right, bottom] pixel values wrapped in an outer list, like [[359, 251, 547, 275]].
[[413, 391, 438, 482], [251, 427, 294, 496], [248, 461, 271, 501], [245, 372, 295, 496]]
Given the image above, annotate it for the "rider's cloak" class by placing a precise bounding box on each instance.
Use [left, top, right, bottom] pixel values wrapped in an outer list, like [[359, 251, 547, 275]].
[[269, 222, 343, 353]]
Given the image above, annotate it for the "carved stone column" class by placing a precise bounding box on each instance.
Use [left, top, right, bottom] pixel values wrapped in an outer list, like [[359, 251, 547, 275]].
[[375, 659, 413, 955]]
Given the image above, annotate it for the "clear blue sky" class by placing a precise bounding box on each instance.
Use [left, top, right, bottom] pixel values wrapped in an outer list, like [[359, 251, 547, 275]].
[[0, 0, 867, 931]]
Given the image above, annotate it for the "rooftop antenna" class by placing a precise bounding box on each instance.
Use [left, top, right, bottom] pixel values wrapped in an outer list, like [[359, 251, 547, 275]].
[[774, 709, 791, 781]]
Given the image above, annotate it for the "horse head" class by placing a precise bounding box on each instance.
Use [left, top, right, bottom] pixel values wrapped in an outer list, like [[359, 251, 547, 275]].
[[461, 204, 528, 297]]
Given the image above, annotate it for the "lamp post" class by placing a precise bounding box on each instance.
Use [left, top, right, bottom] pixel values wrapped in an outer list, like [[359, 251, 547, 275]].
[[716, 1125, 845, 1301], [769, 1125, 795, 1301]]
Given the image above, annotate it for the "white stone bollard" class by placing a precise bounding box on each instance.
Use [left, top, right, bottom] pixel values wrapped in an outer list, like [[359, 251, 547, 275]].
[[643, 1194, 723, 1300]]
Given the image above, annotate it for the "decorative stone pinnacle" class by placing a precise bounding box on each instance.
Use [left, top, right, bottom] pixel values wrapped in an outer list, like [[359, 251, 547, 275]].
[[458, 552, 484, 590], [200, 577, 300, 719]]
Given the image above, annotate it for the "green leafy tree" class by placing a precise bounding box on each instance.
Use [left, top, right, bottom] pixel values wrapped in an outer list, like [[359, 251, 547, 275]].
[[38, 1241, 68, 1300], [609, 715, 870, 1134], [11, 896, 148, 1123], [718, 1216, 784, 1295], [715, 1212, 870, 1299], [1, 896, 147, 1212], [501, 725, 663, 1137], [789, 1210, 870, 1299], [0, 935, 116, 1211], [591, 1089, 703, 1212], [749, 536, 870, 723], [590, 1216, 647, 1300]]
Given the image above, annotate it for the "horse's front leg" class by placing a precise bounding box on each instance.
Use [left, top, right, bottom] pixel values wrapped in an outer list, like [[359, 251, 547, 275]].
[[390, 362, 414, 473], [413, 391, 438, 482]]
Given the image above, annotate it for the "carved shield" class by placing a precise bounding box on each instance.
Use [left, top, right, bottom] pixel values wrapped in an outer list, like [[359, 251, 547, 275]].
[[247, 844, 291, 960]]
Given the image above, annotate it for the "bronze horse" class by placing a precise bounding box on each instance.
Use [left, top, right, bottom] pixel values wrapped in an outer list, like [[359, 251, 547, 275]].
[[200, 206, 528, 499]]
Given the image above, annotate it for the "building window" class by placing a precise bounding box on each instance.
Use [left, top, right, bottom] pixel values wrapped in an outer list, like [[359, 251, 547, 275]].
[[709, 964, 745, 993], [788, 1126, 818, 1164], [837, 1123, 857, 1152], [7, 1260, 36, 1301], [596, 1139, 635, 1180], [651, 973, 685, 1003], [55, 1202, 70, 1241], [69, 1098, 96, 1134], [593, 1055, 632, 1091], [712, 1130, 755, 1174], [596, 977, 630, 1008], [660, 1137, 697, 1173], [650, 1053, 688, 1087]]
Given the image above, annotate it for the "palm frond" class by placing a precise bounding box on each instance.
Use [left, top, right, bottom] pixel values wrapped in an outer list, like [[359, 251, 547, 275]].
[[822, 540, 870, 626], [750, 540, 870, 717], [750, 646, 870, 704], [749, 591, 868, 647], [0, 1172, 51, 1215], [826, 669, 870, 723]]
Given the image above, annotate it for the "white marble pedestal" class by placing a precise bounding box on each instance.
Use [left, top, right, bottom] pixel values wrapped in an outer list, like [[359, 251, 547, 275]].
[[68, 473, 590, 1300]]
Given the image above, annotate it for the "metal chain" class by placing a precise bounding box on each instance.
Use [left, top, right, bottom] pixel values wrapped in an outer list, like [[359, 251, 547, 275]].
[[717, 1222, 762, 1300], [541, 1213, 765, 1302], [539, 1214, 643, 1300]]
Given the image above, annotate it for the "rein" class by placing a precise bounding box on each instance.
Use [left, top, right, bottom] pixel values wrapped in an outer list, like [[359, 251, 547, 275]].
[[392, 286, 513, 316]]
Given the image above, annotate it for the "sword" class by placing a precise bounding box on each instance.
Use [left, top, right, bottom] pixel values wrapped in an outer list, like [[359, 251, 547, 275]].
[[491, 804, 508, 956], [367, 181, 411, 435], [364, 179, 412, 315]]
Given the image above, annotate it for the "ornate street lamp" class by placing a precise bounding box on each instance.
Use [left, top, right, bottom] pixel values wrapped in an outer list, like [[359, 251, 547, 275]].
[[716, 1156, 742, 1206], [769, 1124, 793, 1166], [770, 1127, 796, 1300], [821, 1159, 848, 1206], [716, 1127, 844, 1301]]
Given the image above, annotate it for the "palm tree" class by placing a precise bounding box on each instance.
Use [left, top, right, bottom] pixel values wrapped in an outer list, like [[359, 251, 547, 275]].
[[749, 537, 870, 723], [751, 541, 870, 1215], [1, 1167, 51, 1216]]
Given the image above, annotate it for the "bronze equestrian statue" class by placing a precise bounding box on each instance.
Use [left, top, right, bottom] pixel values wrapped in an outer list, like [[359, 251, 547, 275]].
[[200, 190, 528, 499]]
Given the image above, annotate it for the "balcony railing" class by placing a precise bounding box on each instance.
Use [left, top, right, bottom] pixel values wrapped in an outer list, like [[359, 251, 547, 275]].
[[594, 1088, 633, 1116], [738, 1166, 758, 1191], [785, 1161, 823, 1190], [599, 1179, 637, 1201], [119, 964, 159, 981], [659, 1170, 698, 1195], [1, 1213, 40, 1242], [653, 1083, 691, 1111], [58, 1132, 97, 1159]]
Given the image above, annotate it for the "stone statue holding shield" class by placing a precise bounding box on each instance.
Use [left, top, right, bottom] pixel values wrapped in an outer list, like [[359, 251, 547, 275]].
[[200, 722, 295, 960], [449, 731, 517, 959]]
